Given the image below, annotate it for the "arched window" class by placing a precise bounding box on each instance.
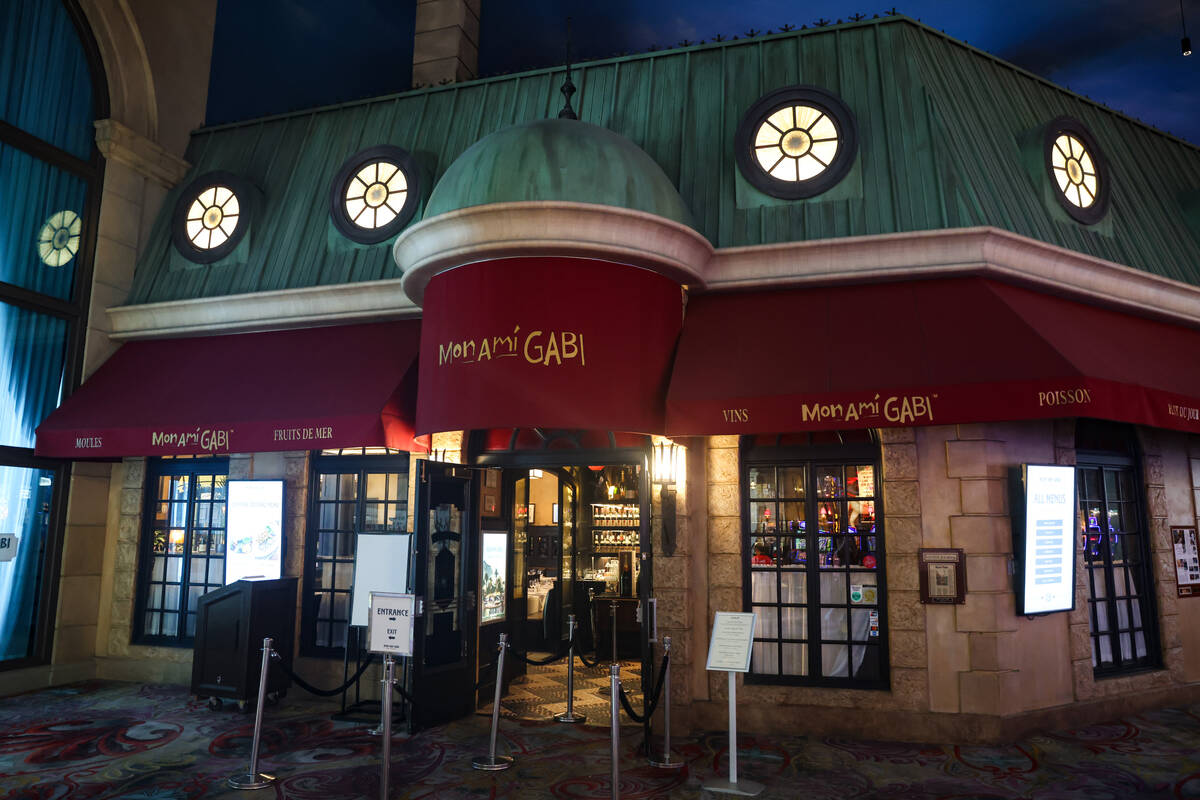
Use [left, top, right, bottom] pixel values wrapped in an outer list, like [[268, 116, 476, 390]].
[[0, 0, 107, 666]]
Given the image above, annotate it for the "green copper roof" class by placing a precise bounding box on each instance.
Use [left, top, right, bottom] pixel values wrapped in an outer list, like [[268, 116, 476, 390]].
[[126, 16, 1200, 304], [424, 118, 694, 226]]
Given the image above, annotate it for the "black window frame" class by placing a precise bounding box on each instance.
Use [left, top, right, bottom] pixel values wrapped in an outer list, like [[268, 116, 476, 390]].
[[740, 434, 889, 690], [1076, 443, 1161, 677], [302, 451, 411, 657], [132, 457, 230, 647]]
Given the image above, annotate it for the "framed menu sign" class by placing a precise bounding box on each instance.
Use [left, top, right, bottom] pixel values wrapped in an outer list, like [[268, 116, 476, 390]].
[[918, 548, 966, 604], [1173, 527, 1200, 597], [705, 612, 756, 672]]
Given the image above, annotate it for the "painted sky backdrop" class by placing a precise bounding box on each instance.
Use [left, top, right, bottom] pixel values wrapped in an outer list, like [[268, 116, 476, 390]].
[[207, 0, 1198, 145]]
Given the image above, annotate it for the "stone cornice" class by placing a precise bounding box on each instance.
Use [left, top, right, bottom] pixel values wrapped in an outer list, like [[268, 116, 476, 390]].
[[107, 278, 419, 340], [704, 227, 1200, 328], [108, 225, 1200, 339], [94, 118, 190, 188], [393, 201, 713, 305]]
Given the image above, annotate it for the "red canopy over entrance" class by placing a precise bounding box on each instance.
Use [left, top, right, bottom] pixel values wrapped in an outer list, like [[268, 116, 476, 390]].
[[665, 277, 1200, 436], [35, 321, 425, 457], [417, 257, 683, 436]]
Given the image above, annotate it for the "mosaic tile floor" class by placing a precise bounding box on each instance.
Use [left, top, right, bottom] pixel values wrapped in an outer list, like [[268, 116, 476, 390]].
[[479, 654, 643, 722]]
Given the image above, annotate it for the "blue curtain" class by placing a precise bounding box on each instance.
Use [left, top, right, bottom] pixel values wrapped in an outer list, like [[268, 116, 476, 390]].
[[0, 466, 54, 660], [0, 302, 68, 449], [0, 0, 94, 159], [0, 141, 87, 300]]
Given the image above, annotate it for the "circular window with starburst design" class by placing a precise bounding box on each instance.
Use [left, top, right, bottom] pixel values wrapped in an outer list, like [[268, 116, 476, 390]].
[[37, 210, 82, 267], [735, 86, 858, 200], [330, 146, 420, 244], [172, 172, 253, 263], [1045, 118, 1109, 224]]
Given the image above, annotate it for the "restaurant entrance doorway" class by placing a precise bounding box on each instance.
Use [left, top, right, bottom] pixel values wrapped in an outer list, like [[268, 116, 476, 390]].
[[470, 434, 655, 722]]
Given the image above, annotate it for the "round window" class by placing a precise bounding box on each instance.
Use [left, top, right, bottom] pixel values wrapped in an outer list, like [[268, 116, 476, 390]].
[[735, 86, 858, 199], [172, 172, 253, 263], [37, 210, 82, 267], [1044, 118, 1109, 224], [330, 145, 420, 244]]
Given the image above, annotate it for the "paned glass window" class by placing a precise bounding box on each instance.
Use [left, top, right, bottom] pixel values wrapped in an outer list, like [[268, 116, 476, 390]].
[[1051, 134, 1098, 209], [304, 453, 409, 654], [0, 303, 68, 449], [1044, 117, 1108, 225], [744, 442, 885, 688], [0, 464, 58, 661], [184, 185, 240, 250], [735, 85, 857, 200], [329, 145, 420, 245], [135, 460, 229, 645], [1077, 460, 1159, 674]]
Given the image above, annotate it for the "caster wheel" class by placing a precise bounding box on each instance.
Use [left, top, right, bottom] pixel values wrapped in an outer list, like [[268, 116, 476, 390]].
[[237, 700, 250, 713], [207, 697, 223, 711]]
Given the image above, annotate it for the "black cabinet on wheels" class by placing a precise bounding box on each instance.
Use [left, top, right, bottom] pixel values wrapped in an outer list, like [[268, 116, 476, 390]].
[[191, 577, 298, 710]]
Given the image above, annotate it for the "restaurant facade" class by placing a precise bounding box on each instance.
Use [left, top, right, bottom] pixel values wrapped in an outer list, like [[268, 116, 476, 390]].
[[6, 0, 1200, 743]]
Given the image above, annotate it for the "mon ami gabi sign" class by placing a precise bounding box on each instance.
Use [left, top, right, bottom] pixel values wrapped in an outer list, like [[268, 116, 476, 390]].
[[416, 257, 683, 435]]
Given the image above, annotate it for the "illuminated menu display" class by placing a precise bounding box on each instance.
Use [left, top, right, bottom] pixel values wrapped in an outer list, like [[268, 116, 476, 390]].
[[1019, 465, 1076, 614], [225, 480, 284, 584]]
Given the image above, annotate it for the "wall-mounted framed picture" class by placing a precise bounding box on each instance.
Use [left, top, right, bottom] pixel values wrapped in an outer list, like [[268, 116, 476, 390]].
[[1173, 526, 1200, 597], [481, 467, 501, 519], [918, 548, 967, 604]]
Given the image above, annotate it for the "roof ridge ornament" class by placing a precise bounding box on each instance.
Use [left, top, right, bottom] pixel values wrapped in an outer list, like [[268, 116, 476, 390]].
[[557, 17, 578, 120]]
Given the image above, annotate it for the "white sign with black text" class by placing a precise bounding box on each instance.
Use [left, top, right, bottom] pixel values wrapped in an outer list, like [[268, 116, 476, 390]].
[[0, 534, 17, 562], [1021, 464, 1076, 614], [705, 611, 757, 673], [367, 591, 415, 656]]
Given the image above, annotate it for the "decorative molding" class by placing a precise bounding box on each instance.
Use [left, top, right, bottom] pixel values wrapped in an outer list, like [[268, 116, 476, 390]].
[[94, 118, 190, 188], [107, 278, 419, 340], [704, 226, 1200, 328], [111, 224, 1200, 340], [394, 201, 714, 305]]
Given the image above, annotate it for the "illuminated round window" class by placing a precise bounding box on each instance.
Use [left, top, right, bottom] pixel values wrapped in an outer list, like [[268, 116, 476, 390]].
[[330, 146, 420, 244], [736, 86, 857, 199], [185, 185, 240, 250], [1044, 118, 1108, 225], [37, 210, 82, 267], [172, 172, 253, 263]]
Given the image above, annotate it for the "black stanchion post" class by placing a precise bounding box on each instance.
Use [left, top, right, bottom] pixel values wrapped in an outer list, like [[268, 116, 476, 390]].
[[472, 633, 514, 771], [228, 637, 277, 790], [379, 654, 395, 799], [648, 636, 683, 769], [556, 614, 586, 723], [610, 662, 621, 800]]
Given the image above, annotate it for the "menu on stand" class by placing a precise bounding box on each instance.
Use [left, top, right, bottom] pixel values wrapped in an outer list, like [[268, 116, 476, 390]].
[[1019, 465, 1076, 614], [705, 612, 757, 673]]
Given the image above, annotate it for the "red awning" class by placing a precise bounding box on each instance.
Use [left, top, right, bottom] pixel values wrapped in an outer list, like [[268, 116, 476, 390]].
[[35, 321, 425, 458], [665, 277, 1200, 436], [417, 257, 683, 435]]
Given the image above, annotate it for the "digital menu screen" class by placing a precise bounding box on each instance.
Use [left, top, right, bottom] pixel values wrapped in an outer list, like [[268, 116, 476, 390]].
[[225, 480, 285, 584], [1017, 465, 1076, 614], [481, 531, 507, 624]]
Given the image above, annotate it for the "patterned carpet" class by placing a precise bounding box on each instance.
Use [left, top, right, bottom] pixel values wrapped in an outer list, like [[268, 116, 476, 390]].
[[2, 680, 1200, 798]]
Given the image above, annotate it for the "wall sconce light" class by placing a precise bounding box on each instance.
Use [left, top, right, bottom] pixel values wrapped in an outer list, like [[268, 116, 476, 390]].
[[652, 440, 679, 556]]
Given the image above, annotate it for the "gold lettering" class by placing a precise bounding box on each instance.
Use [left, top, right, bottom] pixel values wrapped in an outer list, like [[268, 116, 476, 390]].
[[543, 332, 561, 365], [523, 330, 544, 364]]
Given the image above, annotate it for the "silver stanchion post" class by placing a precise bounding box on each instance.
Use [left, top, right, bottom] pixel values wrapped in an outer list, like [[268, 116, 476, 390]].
[[556, 614, 586, 723], [228, 637, 277, 790], [610, 663, 621, 800], [610, 601, 618, 663], [648, 636, 682, 769], [379, 654, 395, 799], [472, 633, 514, 771]]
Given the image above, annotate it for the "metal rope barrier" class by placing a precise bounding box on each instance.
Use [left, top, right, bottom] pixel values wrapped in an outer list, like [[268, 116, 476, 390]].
[[270, 651, 374, 698], [505, 633, 577, 666], [616, 652, 670, 724]]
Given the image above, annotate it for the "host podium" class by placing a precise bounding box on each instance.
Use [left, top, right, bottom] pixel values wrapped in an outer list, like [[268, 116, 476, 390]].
[[191, 577, 298, 709]]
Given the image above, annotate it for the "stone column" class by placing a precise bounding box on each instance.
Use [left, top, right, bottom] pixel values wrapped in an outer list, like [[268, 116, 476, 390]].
[[412, 0, 480, 87]]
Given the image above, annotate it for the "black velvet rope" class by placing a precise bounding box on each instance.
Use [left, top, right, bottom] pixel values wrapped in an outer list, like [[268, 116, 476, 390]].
[[269, 652, 373, 698], [616, 652, 670, 724], [576, 650, 602, 668], [506, 634, 576, 666]]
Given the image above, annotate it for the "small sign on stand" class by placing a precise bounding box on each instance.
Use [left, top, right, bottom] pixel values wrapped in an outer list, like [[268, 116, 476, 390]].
[[702, 612, 763, 797], [0, 534, 18, 562], [367, 592, 415, 800]]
